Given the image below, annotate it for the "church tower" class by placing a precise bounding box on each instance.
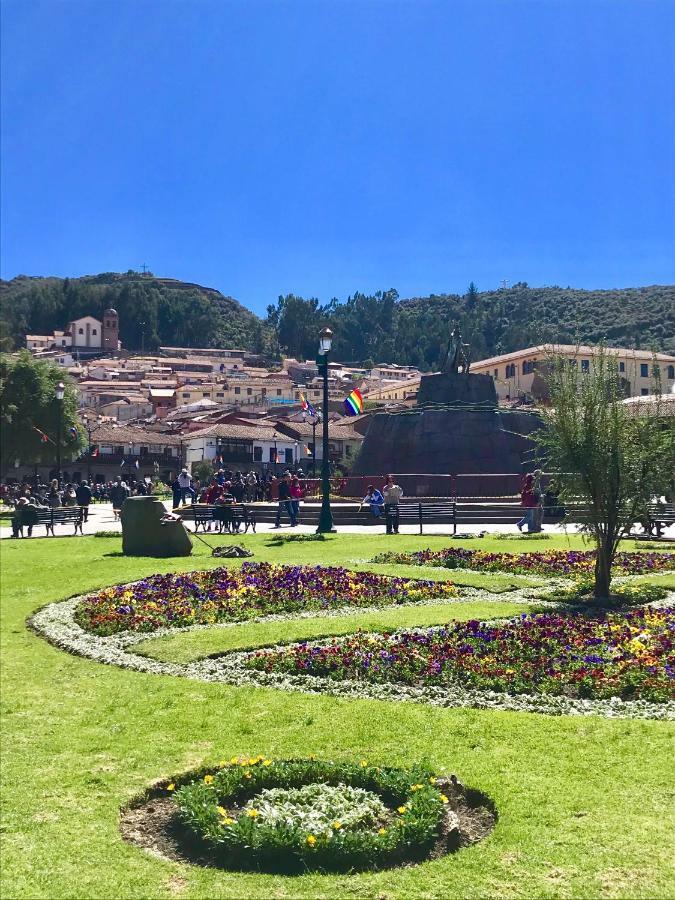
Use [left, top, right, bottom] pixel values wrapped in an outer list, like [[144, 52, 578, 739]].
[[102, 308, 120, 351]]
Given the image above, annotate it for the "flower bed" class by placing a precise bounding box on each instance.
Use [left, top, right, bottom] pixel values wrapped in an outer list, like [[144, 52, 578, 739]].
[[172, 756, 460, 872], [75, 563, 458, 636], [372, 548, 675, 577], [246, 607, 675, 703]]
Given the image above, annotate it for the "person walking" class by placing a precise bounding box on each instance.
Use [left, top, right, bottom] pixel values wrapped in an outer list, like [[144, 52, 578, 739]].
[[531, 469, 544, 532], [382, 475, 403, 534], [109, 479, 129, 521], [273, 473, 296, 528], [75, 480, 92, 523], [246, 470, 258, 502], [516, 473, 538, 533]]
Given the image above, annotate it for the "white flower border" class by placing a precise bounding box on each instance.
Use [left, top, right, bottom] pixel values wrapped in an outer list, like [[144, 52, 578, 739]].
[[29, 586, 675, 722]]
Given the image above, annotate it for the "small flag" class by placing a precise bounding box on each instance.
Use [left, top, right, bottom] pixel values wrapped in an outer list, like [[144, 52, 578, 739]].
[[120, 458, 126, 467], [91, 447, 99, 457], [304, 445, 312, 456], [343, 389, 363, 416], [271, 448, 278, 462], [69, 426, 78, 439], [300, 392, 318, 417], [33, 426, 52, 444], [135, 460, 140, 469]]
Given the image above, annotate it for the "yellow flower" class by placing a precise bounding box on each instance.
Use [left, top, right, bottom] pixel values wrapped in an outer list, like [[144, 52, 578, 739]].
[[263, 759, 272, 767], [360, 760, 368, 767], [203, 774, 214, 785], [222, 816, 235, 826], [230, 756, 239, 764], [378, 827, 387, 836], [218, 760, 226, 768], [247, 809, 259, 818], [410, 783, 424, 791], [216, 806, 227, 816], [332, 821, 342, 830], [167, 783, 175, 792], [244, 772, 252, 779], [397, 805, 407, 814], [248, 757, 258, 765], [306, 835, 317, 846], [429, 776, 438, 784], [440, 794, 449, 804]]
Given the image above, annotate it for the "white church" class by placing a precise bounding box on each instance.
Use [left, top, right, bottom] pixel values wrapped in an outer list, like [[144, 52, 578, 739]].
[[26, 309, 121, 355]]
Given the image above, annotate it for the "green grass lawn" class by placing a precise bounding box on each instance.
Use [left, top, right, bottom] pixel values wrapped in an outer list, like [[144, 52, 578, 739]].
[[134, 600, 532, 664], [1, 533, 674, 899]]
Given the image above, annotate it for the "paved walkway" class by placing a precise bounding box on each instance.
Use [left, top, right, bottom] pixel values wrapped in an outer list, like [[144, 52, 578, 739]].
[[2, 500, 587, 539]]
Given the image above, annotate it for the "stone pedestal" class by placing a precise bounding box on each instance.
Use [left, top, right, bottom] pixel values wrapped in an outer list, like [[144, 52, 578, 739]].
[[416, 372, 497, 406], [121, 496, 192, 557]]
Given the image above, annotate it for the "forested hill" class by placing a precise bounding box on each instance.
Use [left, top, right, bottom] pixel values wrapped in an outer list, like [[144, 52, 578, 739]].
[[266, 283, 675, 368], [1, 273, 673, 367], [0, 272, 267, 353]]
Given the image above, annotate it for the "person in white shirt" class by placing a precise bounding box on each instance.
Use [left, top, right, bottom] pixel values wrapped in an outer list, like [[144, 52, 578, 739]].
[[382, 475, 403, 534], [177, 468, 194, 505]]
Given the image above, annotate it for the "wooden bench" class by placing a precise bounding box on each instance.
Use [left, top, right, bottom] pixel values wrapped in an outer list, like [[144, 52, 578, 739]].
[[192, 504, 257, 534], [18, 506, 84, 537]]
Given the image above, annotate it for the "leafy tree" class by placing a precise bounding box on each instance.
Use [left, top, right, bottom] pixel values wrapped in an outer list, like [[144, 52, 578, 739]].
[[536, 350, 675, 599], [0, 351, 84, 472]]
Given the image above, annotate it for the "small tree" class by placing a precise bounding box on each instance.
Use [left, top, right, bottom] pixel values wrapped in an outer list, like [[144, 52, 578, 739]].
[[536, 349, 674, 599]]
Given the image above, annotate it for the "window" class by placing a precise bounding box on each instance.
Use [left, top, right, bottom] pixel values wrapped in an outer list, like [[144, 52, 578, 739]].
[[247, 388, 252, 396], [234, 387, 241, 395], [202, 392, 209, 398], [261, 388, 267, 396], [640, 363, 648, 377], [182, 392, 190, 398], [641, 388, 649, 396], [114, 445, 124, 455], [78, 328, 84, 335], [216, 392, 224, 398], [668, 365, 674, 380], [494, 369, 498, 378], [285, 448, 293, 464], [619, 361, 625, 373], [505, 363, 516, 378], [140, 446, 149, 455], [276, 389, 282, 396], [253, 446, 262, 462], [581, 360, 590, 373], [269, 447, 277, 462]]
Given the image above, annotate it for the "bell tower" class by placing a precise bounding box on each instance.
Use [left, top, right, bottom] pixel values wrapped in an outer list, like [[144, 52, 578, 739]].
[[102, 308, 120, 351]]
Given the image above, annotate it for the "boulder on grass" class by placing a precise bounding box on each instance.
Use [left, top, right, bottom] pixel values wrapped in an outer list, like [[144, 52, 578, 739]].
[[121, 496, 192, 557]]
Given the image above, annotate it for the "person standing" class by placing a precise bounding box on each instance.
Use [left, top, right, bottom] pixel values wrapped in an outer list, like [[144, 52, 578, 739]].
[[246, 471, 258, 502], [177, 468, 194, 505], [273, 473, 296, 528], [516, 473, 537, 533], [531, 469, 544, 532], [382, 475, 403, 534], [76, 479, 92, 523], [171, 476, 181, 510], [46, 479, 62, 508], [290, 476, 304, 522], [110, 479, 129, 521]]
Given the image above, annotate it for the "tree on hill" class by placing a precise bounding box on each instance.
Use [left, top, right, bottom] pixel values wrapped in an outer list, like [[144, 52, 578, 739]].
[[0, 352, 84, 473], [536, 349, 674, 599]]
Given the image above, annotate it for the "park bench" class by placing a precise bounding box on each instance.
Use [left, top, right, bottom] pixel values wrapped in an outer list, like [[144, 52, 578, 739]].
[[644, 504, 675, 538], [192, 504, 257, 534], [18, 506, 84, 537]]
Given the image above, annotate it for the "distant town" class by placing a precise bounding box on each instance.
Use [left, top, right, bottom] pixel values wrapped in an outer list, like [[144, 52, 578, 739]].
[[22, 307, 675, 483]]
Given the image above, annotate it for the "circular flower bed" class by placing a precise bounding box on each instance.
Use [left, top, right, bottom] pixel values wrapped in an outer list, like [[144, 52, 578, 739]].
[[165, 756, 472, 872], [372, 548, 675, 577], [75, 563, 458, 635], [246, 606, 675, 702]]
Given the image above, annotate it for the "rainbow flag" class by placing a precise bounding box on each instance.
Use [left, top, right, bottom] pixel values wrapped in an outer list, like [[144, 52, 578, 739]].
[[343, 389, 363, 416]]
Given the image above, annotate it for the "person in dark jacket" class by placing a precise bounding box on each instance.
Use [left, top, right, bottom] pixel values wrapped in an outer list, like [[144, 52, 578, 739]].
[[273, 474, 296, 527], [75, 480, 92, 523]]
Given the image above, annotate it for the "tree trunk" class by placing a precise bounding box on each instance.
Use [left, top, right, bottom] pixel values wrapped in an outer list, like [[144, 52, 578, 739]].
[[594, 538, 613, 600]]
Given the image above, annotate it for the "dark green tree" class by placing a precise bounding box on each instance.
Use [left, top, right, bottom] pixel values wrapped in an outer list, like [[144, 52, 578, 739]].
[[0, 352, 84, 472]]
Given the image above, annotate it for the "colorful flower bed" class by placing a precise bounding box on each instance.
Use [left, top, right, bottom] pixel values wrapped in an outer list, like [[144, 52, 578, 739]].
[[173, 756, 457, 872], [75, 563, 458, 636], [246, 607, 675, 703], [372, 548, 675, 577]]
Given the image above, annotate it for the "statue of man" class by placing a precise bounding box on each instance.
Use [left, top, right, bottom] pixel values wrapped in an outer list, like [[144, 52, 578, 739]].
[[443, 322, 462, 373]]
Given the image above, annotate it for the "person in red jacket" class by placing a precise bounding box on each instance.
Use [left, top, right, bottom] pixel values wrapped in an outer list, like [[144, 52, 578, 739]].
[[516, 473, 538, 533]]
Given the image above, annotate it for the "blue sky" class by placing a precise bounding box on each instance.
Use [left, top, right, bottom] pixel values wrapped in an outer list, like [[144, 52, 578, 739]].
[[2, 0, 673, 315]]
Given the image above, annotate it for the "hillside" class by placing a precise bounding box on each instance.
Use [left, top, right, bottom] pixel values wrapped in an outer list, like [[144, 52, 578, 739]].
[[0, 271, 268, 354]]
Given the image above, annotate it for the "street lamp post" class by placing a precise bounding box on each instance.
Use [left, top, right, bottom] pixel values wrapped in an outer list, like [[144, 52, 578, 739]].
[[316, 328, 335, 533], [55, 381, 65, 486]]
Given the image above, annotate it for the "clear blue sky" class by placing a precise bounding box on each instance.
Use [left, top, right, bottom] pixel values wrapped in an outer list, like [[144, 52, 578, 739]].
[[2, 0, 673, 315]]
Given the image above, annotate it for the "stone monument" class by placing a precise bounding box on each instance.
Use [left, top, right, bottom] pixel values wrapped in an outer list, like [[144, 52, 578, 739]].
[[121, 496, 192, 557], [352, 325, 540, 476]]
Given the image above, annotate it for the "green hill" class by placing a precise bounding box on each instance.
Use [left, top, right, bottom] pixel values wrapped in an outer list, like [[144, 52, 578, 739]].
[[0, 271, 267, 354]]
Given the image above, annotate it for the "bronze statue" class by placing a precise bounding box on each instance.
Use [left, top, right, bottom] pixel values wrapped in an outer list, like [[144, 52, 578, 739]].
[[443, 322, 471, 375]]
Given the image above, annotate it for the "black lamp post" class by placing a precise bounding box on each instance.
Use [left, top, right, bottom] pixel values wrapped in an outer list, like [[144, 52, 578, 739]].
[[316, 328, 335, 533], [55, 381, 65, 485]]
